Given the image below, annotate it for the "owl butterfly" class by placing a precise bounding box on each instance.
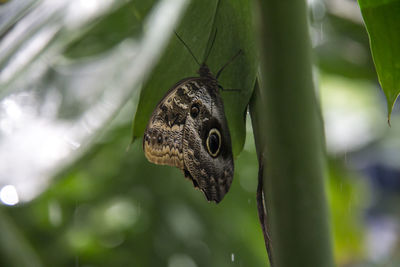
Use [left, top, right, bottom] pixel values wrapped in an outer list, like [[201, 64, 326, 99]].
[[143, 31, 240, 203]]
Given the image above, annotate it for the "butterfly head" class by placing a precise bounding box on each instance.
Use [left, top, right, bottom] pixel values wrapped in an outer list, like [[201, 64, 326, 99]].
[[198, 63, 216, 80]]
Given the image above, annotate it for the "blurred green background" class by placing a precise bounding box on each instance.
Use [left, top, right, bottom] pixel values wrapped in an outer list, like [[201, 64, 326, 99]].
[[1, 0, 400, 266]]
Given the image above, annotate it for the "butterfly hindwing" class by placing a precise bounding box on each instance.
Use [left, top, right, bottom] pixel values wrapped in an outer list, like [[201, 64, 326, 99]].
[[143, 66, 234, 203], [182, 78, 233, 203]]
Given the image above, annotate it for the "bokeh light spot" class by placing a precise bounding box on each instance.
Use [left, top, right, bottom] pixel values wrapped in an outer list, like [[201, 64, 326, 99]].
[[168, 254, 197, 267], [0, 185, 19, 205]]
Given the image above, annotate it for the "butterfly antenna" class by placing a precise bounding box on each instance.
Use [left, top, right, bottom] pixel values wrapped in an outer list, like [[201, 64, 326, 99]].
[[174, 31, 200, 66], [203, 28, 217, 64], [216, 49, 243, 79]]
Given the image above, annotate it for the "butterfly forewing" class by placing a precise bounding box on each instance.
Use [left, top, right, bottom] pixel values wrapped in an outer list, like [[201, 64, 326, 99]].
[[143, 79, 195, 169]]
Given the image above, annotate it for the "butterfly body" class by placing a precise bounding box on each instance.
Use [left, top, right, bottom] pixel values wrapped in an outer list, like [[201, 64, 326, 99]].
[[143, 64, 234, 203]]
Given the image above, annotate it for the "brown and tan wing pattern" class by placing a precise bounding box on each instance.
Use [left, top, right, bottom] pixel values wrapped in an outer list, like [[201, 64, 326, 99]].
[[143, 77, 234, 203], [143, 78, 197, 169]]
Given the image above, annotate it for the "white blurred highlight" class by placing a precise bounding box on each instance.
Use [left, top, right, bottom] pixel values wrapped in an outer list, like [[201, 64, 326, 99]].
[[0, 185, 19, 206], [0, 0, 189, 202]]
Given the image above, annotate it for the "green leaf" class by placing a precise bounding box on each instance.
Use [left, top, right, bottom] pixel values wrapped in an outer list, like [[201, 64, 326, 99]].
[[357, 0, 400, 121], [131, 0, 257, 156]]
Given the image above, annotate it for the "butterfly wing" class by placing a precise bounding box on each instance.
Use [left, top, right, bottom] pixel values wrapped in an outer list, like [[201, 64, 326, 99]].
[[143, 78, 196, 169], [143, 77, 234, 203], [182, 78, 234, 203]]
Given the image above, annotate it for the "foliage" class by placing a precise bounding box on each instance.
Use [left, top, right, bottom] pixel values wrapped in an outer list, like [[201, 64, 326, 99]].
[[1, 122, 269, 267], [1, 0, 399, 266], [357, 0, 400, 120]]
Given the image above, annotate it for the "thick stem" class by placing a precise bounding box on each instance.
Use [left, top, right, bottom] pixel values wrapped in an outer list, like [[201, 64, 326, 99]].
[[250, 0, 334, 266]]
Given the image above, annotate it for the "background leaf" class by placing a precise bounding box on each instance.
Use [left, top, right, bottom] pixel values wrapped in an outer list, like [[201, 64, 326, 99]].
[[357, 0, 400, 120], [2, 0, 398, 266], [132, 0, 257, 156]]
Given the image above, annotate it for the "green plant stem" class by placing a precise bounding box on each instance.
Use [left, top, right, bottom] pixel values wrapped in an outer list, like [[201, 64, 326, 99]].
[[250, 0, 334, 266]]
